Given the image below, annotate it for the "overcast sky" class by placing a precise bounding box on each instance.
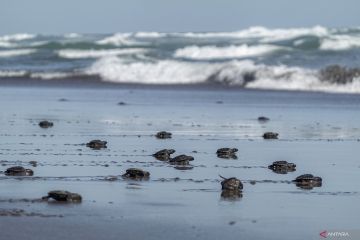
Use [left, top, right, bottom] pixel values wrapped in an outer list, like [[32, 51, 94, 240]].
[[0, 0, 359, 34]]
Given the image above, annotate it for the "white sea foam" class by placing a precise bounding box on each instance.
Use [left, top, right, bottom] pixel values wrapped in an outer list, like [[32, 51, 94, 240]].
[[0, 49, 37, 57], [86, 56, 360, 93], [134, 32, 166, 38], [0, 70, 28, 77], [320, 35, 360, 50], [30, 72, 73, 80], [174, 44, 283, 59], [96, 33, 144, 46], [0, 33, 36, 42], [57, 48, 147, 59], [64, 33, 82, 38]]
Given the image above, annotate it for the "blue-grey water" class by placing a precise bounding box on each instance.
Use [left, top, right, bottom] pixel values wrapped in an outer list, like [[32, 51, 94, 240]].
[[1, 26, 360, 93]]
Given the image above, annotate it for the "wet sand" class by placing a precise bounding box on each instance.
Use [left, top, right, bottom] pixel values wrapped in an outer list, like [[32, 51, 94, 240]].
[[0, 84, 359, 240]]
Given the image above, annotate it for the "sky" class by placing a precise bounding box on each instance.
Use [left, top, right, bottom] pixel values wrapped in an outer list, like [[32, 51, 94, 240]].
[[0, 0, 359, 34]]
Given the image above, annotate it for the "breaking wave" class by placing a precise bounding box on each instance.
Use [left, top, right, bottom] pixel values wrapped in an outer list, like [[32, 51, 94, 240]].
[[174, 44, 285, 60], [85, 56, 360, 93]]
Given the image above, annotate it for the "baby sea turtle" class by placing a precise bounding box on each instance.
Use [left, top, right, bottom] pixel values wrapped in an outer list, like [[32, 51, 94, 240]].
[[268, 161, 296, 174], [152, 149, 176, 161], [220, 175, 243, 191], [258, 116, 270, 122], [122, 168, 150, 180], [263, 132, 279, 139], [4, 166, 34, 176], [42, 190, 82, 203], [216, 148, 238, 159], [293, 174, 322, 189], [156, 131, 172, 139], [86, 140, 107, 149], [39, 120, 53, 128], [169, 155, 194, 165]]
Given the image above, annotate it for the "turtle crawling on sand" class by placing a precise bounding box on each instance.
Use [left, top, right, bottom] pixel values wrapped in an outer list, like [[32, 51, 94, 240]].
[[293, 174, 322, 189], [39, 120, 53, 128], [169, 155, 194, 165], [5, 166, 34, 176], [153, 149, 176, 161], [220, 175, 243, 191], [216, 148, 238, 159], [122, 168, 150, 180], [86, 140, 107, 149], [42, 190, 82, 203], [258, 116, 270, 122], [156, 131, 172, 139], [263, 132, 279, 139], [268, 161, 296, 174]]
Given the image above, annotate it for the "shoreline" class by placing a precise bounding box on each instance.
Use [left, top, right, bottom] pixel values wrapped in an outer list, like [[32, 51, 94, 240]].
[[1, 77, 360, 97]]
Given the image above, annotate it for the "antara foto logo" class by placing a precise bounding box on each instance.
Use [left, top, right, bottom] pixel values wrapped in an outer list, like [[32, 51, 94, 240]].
[[320, 230, 328, 238]]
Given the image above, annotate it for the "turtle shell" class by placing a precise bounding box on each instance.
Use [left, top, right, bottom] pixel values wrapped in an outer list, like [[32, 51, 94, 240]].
[[216, 148, 238, 154], [123, 168, 150, 179], [156, 131, 172, 139], [221, 177, 243, 191], [263, 132, 279, 139], [169, 155, 194, 165], [39, 120, 54, 128], [5, 166, 33, 176], [153, 149, 175, 160], [46, 190, 82, 202], [86, 140, 107, 149]]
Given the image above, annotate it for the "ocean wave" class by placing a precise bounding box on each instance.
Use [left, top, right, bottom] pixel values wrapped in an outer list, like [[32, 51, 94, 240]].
[[320, 35, 360, 50], [96, 33, 145, 46], [175, 26, 329, 41], [0, 40, 15, 48], [86, 56, 360, 93], [0, 33, 36, 42], [0, 49, 37, 58], [57, 48, 147, 59], [174, 44, 284, 59]]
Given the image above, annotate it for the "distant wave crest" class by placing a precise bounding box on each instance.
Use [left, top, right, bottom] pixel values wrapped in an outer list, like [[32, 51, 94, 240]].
[[57, 48, 147, 59]]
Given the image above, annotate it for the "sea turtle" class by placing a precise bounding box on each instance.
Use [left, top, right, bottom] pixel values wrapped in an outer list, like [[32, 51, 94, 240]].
[[268, 161, 296, 174], [86, 140, 107, 149], [169, 155, 194, 165], [258, 116, 270, 122], [4, 166, 33, 176], [216, 148, 238, 159], [39, 120, 53, 128], [156, 131, 172, 139], [122, 168, 150, 180], [263, 132, 279, 139], [220, 175, 243, 191], [152, 149, 176, 161], [293, 174, 322, 189], [42, 190, 82, 203]]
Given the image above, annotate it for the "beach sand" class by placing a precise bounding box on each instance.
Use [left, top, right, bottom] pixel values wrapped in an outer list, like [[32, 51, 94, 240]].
[[0, 83, 359, 240]]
